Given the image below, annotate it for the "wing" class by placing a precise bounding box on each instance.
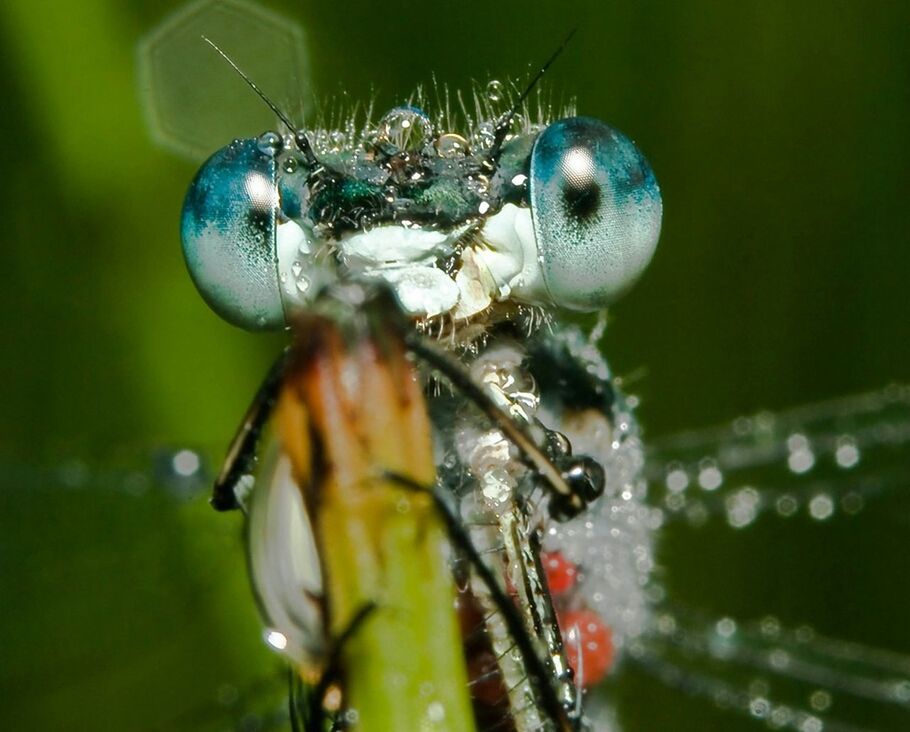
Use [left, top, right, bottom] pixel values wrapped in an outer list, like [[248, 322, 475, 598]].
[[644, 385, 910, 528], [630, 385, 910, 731]]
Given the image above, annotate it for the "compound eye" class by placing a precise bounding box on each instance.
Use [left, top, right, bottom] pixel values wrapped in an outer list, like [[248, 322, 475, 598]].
[[529, 117, 662, 311], [181, 137, 284, 330]]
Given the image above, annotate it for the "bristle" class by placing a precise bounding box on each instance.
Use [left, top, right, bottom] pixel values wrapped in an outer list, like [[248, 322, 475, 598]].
[[291, 76, 560, 145]]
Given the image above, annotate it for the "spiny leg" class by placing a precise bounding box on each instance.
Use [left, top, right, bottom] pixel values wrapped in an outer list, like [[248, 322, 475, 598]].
[[302, 603, 377, 732], [406, 332, 606, 725], [386, 471, 575, 732], [405, 333, 604, 520]]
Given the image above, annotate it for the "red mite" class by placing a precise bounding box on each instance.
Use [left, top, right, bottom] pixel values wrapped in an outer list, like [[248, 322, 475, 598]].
[[559, 609, 614, 688], [542, 551, 579, 595], [542, 551, 615, 688]]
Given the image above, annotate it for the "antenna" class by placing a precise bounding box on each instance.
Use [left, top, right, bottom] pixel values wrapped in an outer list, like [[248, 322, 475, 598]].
[[487, 28, 578, 163], [202, 36, 320, 167]]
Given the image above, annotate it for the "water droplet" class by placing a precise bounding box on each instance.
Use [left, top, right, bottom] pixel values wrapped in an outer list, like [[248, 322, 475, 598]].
[[343, 708, 360, 724], [760, 616, 781, 637], [435, 132, 469, 158], [472, 121, 496, 151], [656, 613, 677, 635], [798, 715, 823, 732], [787, 434, 815, 473], [732, 415, 753, 436], [725, 487, 760, 528], [664, 493, 685, 512], [775, 494, 799, 517], [329, 130, 346, 152], [788, 447, 815, 474], [486, 79, 505, 102], [154, 448, 207, 496], [171, 448, 201, 478], [375, 106, 433, 153], [716, 617, 737, 638], [697, 459, 723, 490], [835, 435, 860, 468], [665, 465, 689, 493], [263, 628, 288, 650], [770, 705, 794, 727], [808, 493, 834, 520], [809, 690, 832, 711], [257, 131, 282, 156], [427, 701, 446, 722], [769, 648, 791, 669], [749, 696, 771, 718]]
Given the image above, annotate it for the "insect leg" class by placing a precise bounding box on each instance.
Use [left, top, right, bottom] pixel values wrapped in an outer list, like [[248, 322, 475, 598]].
[[212, 348, 291, 511], [405, 334, 604, 521], [302, 603, 377, 732], [386, 471, 575, 732]]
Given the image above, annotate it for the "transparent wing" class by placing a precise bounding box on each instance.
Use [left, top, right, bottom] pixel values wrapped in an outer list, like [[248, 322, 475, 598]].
[[137, 0, 311, 159], [0, 443, 291, 731], [629, 605, 910, 732], [645, 384, 910, 528], [634, 385, 910, 731], [5, 386, 910, 730], [0, 446, 211, 499]]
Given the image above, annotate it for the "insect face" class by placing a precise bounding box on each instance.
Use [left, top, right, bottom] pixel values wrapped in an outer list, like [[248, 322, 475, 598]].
[[179, 106, 662, 333]]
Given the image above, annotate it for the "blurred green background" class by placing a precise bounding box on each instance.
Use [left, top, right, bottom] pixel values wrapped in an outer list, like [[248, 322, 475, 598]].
[[1, 1, 909, 730]]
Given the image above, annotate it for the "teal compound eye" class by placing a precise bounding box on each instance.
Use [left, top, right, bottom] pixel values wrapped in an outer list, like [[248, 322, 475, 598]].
[[181, 135, 286, 330], [529, 117, 662, 311]]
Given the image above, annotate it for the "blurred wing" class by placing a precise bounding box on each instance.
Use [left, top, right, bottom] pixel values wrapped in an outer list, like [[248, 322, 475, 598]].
[[137, 0, 311, 160], [644, 385, 910, 528], [0, 444, 290, 731], [631, 604, 910, 732], [634, 385, 910, 731]]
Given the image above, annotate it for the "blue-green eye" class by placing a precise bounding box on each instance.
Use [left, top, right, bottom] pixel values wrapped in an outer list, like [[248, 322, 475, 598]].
[[181, 137, 284, 330], [529, 117, 662, 311]]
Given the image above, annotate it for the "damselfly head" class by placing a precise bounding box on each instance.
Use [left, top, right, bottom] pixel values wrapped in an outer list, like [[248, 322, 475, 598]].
[[180, 102, 662, 331]]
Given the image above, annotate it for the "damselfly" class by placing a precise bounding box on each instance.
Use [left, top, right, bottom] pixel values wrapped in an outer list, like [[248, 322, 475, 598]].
[[171, 3, 665, 723], [2, 1, 909, 731], [148, 2, 910, 729]]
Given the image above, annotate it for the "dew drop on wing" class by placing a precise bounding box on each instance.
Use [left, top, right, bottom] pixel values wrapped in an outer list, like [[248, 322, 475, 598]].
[[639, 384, 910, 731]]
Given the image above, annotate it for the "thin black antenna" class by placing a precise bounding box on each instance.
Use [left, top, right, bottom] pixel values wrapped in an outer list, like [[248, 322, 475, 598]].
[[202, 35, 320, 167], [202, 35, 297, 131], [487, 27, 578, 163]]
